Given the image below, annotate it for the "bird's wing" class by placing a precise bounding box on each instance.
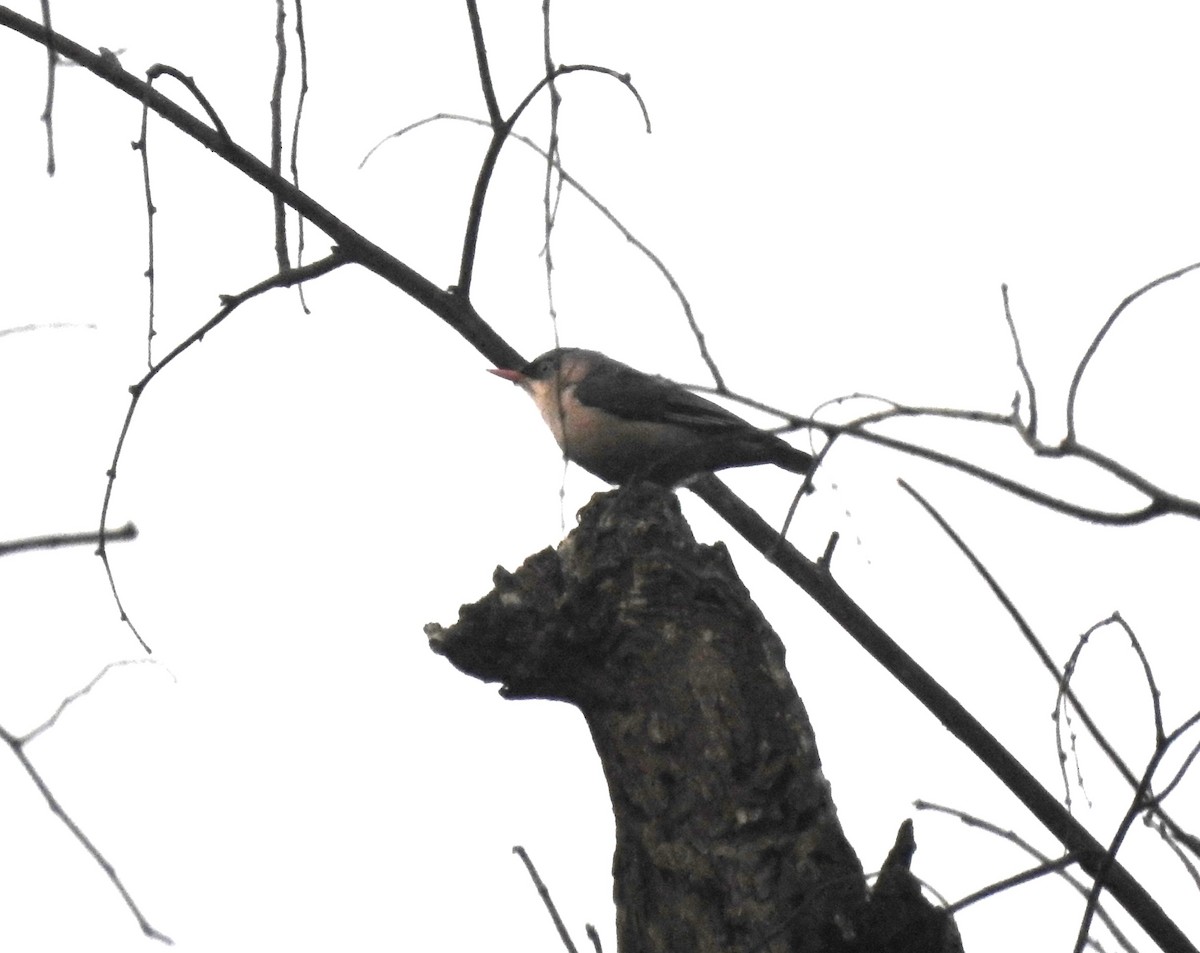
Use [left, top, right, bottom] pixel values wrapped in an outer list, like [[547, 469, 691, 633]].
[[574, 363, 751, 433]]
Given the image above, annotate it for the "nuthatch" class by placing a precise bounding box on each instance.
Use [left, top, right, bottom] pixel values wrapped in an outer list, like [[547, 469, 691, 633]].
[[489, 348, 812, 485]]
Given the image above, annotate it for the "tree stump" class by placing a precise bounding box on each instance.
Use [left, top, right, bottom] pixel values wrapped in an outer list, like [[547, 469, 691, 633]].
[[427, 482, 960, 953]]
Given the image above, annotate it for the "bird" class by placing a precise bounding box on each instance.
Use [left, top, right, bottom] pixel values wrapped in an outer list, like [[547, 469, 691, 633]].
[[489, 347, 813, 485]]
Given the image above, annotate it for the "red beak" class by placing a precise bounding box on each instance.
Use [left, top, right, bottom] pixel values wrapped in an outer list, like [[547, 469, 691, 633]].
[[488, 368, 525, 383]]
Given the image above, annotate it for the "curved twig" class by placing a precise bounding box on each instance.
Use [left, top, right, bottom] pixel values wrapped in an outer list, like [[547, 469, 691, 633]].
[[143, 64, 231, 141], [1000, 283, 1038, 437], [97, 253, 347, 651], [1074, 707, 1200, 953], [1066, 260, 1200, 443], [360, 112, 722, 388], [457, 60, 650, 297]]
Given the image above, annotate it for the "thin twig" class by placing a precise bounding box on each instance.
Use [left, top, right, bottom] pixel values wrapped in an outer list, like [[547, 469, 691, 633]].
[[540, 0, 564, 342], [20, 658, 163, 743], [291, 0, 311, 311], [133, 79, 157, 365], [1154, 734, 1200, 806], [1000, 283, 1038, 438], [1, 8, 522, 370], [271, 0, 290, 270], [465, 0, 501, 127], [915, 800, 1138, 953], [1066, 261, 1200, 443], [457, 63, 650, 298], [1074, 710, 1200, 953], [97, 253, 347, 652], [513, 846, 579, 953], [948, 855, 1077, 914], [143, 64, 231, 141], [136, 65, 233, 366], [0, 718, 173, 943], [0, 321, 96, 337], [38, 0, 55, 174], [898, 485, 1158, 806], [0, 521, 136, 557], [713, 388, 1200, 525], [1150, 814, 1200, 893], [692, 473, 1196, 953], [360, 113, 721, 386]]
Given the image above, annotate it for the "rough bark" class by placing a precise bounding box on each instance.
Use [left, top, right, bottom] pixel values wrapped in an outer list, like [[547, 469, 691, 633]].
[[427, 483, 960, 953]]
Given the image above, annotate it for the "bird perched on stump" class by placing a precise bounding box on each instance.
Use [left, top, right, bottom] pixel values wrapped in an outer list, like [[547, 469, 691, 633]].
[[489, 348, 812, 486]]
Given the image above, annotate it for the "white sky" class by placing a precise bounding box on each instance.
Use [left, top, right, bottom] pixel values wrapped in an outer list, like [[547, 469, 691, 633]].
[[2, 3, 1200, 952]]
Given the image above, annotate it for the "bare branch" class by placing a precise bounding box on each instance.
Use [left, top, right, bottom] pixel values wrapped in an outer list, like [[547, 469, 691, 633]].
[[916, 801, 1139, 953], [134, 65, 232, 365], [37, 0, 55, 174], [360, 113, 722, 387], [0, 321, 96, 337], [1066, 260, 1200, 443], [465, 0, 501, 127], [142, 64, 231, 141], [948, 855, 1077, 913], [899, 481, 1197, 856], [457, 64, 650, 298], [0, 8, 519, 367], [691, 474, 1196, 953], [1000, 283, 1038, 437], [97, 253, 348, 652], [513, 846, 579, 953], [0, 718, 173, 943], [20, 658, 164, 744], [291, 0, 311, 311], [271, 0, 290, 270], [0, 521, 136, 557], [690, 386, 1200, 525], [540, 0, 564, 343]]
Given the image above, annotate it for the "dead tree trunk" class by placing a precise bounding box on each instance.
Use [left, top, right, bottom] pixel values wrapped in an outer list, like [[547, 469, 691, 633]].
[[427, 482, 960, 953]]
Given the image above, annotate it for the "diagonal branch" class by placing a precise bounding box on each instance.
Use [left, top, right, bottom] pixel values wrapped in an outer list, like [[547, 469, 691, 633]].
[[0, 6, 521, 371], [899, 481, 1197, 858], [1, 701, 173, 944], [690, 473, 1196, 953]]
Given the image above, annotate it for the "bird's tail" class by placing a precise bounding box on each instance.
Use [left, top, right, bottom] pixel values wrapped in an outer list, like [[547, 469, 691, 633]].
[[770, 439, 813, 475]]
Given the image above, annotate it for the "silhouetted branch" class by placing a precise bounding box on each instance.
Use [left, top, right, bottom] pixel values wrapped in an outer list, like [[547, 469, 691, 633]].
[[271, 0, 290, 270], [0, 521, 136, 557], [916, 801, 1138, 953], [97, 253, 348, 651], [1, 668, 174, 944], [513, 846, 579, 953], [0, 6, 519, 370], [360, 112, 718, 385], [456, 61, 649, 298], [37, 0, 55, 173], [692, 474, 1195, 953], [1000, 283, 1038, 437], [1075, 707, 1200, 953], [290, 0, 311, 310], [134, 64, 231, 364], [20, 658, 163, 743], [1066, 261, 1200, 443]]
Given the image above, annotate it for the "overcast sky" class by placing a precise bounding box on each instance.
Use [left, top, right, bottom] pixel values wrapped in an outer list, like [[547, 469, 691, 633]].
[[2, 3, 1200, 952]]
